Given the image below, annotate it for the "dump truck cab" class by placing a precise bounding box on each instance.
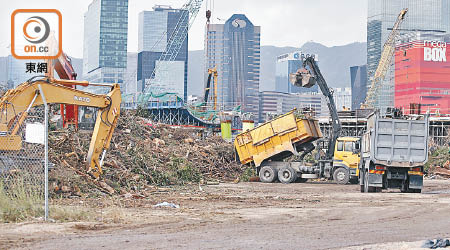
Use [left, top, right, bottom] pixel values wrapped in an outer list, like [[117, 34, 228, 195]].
[[333, 137, 360, 184]]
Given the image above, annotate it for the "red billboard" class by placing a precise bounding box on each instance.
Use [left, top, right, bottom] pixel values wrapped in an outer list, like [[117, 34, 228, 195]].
[[395, 40, 450, 115]]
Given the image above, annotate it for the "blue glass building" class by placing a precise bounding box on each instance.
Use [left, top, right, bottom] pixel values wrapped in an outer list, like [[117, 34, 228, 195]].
[[205, 14, 261, 116], [137, 6, 188, 101], [350, 65, 367, 110], [83, 0, 128, 87]]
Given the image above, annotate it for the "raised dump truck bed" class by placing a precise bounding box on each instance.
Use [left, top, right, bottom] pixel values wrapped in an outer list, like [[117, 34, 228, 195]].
[[234, 110, 322, 168], [359, 112, 429, 193]]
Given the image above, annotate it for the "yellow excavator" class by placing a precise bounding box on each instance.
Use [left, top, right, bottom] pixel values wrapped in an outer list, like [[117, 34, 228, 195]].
[[0, 77, 121, 178]]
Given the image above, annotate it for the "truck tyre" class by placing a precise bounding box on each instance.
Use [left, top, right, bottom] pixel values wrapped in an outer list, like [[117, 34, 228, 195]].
[[333, 168, 350, 185], [259, 166, 277, 183], [359, 171, 364, 192], [364, 171, 376, 193], [278, 166, 297, 184]]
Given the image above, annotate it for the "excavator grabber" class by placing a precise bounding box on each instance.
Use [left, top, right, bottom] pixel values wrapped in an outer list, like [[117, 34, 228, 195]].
[[0, 77, 121, 178]]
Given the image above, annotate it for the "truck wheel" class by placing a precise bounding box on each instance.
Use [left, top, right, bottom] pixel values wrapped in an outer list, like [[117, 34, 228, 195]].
[[278, 166, 297, 184], [333, 168, 350, 185], [360, 171, 364, 192], [259, 166, 277, 183], [364, 171, 376, 193]]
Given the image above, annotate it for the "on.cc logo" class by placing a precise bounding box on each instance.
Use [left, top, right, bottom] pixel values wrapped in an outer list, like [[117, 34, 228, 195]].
[[23, 16, 50, 44]]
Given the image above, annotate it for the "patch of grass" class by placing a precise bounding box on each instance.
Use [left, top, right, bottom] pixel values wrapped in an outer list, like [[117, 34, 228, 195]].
[[240, 166, 256, 182], [0, 181, 43, 222], [169, 157, 201, 184], [50, 205, 92, 222]]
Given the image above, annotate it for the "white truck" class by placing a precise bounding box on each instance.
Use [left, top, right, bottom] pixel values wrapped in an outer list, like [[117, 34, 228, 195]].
[[359, 110, 429, 193]]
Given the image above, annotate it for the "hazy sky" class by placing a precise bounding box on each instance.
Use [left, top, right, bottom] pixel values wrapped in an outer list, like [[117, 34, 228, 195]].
[[1, 0, 368, 58]]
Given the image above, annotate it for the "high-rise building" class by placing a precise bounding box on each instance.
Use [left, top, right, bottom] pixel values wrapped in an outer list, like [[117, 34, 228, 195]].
[[395, 40, 450, 115], [367, 0, 450, 111], [275, 51, 319, 94], [6, 56, 41, 88], [205, 14, 260, 117], [83, 0, 128, 88], [333, 87, 352, 111], [0, 57, 9, 89], [137, 6, 188, 101], [350, 65, 367, 110], [123, 52, 137, 95]]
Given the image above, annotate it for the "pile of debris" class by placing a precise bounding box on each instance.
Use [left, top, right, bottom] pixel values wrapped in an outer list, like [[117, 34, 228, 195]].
[[426, 141, 450, 178], [48, 111, 244, 197]]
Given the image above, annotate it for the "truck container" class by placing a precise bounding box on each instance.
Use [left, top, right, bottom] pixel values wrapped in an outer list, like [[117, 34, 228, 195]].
[[359, 112, 429, 193], [234, 110, 322, 168]]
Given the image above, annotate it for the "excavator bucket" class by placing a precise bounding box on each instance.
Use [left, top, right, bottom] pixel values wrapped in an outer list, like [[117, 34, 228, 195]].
[[289, 68, 316, 88]]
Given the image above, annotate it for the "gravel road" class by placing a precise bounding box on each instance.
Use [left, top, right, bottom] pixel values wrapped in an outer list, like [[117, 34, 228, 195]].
[[2, 179, 450, 250]]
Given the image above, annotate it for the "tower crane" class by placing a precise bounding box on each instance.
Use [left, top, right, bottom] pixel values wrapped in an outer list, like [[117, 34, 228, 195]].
[[139, 0, 204, 105], [364, 8, 408, 108]]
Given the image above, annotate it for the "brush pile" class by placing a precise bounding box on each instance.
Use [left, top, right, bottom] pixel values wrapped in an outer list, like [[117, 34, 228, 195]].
[[426, 139, 450, 179], [48, 111, 244, 197]]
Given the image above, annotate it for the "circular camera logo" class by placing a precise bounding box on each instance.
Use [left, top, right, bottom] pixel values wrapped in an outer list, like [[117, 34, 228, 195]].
[[12, 9, 62, 59], [23, 16, 50, 44]]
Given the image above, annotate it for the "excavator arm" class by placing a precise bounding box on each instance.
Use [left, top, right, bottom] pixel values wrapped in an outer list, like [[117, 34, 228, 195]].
[[0, 77, 121, 178], [290, 57, 341, 160]]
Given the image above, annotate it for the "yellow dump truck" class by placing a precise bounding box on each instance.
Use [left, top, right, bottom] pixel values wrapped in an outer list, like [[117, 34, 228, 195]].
[[234, 110, 360, 184], [235, 57, 362, 184], [234, 110, 323, 183]]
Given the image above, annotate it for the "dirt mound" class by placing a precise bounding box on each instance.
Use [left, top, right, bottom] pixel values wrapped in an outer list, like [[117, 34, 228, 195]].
[[49, 111, 244, 197]]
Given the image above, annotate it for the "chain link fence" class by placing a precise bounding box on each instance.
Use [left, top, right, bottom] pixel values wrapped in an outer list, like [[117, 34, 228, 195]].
[[0, 102, 49, 221]]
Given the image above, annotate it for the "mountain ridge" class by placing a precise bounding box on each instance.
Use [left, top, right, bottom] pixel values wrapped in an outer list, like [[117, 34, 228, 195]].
[[188, 41, 367, 96]]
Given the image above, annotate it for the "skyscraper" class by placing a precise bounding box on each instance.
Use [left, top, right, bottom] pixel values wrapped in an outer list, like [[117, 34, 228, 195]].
[[205, 14, 260, 117], [275, 51, 318, 94], [350, 65, 367, 110], [137, 6, 188, 101], [83, 0, 128, 87], [367, 0, 450, 111], [6, 56, 41, 88]]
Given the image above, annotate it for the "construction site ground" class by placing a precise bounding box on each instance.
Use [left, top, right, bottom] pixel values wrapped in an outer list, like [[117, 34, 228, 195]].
[[2, 179, 450, 250]]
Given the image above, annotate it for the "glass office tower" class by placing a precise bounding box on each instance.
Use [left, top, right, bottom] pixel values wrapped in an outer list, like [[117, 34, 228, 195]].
[[205, 14, 261, 117], [83, 0, 128, 87], [367, 0, 450, 112], [137, 6, 188, 100]]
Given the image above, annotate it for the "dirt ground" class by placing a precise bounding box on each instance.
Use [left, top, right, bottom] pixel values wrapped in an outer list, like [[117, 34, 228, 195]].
[[2, 179, 450, 250]]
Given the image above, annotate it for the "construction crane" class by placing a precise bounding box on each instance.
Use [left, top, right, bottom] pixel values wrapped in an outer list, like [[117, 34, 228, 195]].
[[139, 0, 204, 105], [203, 67, 218, 110], [364, 8, 408, 108]]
